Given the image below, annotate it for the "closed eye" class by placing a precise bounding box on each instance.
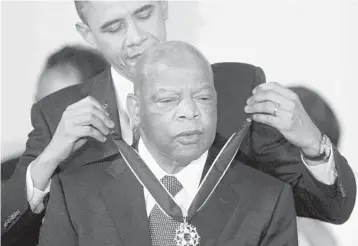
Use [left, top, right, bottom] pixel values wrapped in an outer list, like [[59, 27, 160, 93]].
[[104, 23, 125, 34], [158, 98, 177, 103], [196, 95, 213, 102], [134, 5, 154, 20]]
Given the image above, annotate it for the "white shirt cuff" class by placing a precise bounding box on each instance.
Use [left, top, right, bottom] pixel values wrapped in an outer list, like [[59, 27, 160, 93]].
[[301, 145, 337, 185], [26, 161, 51, 214]]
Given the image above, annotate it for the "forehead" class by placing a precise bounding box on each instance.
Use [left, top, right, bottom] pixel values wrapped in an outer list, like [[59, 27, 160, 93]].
[[86, 1, 155, 25], [143, 66, 213, 93]]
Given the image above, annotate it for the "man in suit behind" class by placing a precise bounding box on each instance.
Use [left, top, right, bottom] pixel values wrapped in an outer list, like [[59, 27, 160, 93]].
[[40, 41, 298, 246], [2, 1, 355, 245]]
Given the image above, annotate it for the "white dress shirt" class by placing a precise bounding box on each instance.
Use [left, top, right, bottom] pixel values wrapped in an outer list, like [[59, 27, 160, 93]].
[[26, 67, 337, 213], [137, 138, 208, 217], [111, 67, 134, 145]]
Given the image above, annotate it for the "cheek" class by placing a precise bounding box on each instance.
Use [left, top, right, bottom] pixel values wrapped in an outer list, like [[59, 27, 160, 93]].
[[93, 33, 125, 60], [140, 15, 166, 41], [141, 110, 174, 140], [200, 105, 217, 127]]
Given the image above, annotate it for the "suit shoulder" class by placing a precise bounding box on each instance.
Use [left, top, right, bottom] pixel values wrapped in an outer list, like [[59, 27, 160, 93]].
[[231, 161, 289, 193], [211, 62, 265, 93], [37, 84, 83, 109], [212, 62, 259, 74], [58, 160, 113, 186], [228, 162, 293, 213]]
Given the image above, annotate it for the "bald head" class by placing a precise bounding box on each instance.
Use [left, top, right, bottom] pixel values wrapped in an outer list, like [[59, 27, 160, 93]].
[[134, 41, 213, 94]]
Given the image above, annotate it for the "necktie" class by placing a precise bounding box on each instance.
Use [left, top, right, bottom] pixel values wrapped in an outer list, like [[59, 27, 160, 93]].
[[149, 175, 183, 246]]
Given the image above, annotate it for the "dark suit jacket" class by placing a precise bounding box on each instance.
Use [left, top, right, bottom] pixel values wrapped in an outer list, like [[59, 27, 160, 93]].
[[1, 63, 356, 246], [39, 141, 298, 246], [2, 157, 20, 181]]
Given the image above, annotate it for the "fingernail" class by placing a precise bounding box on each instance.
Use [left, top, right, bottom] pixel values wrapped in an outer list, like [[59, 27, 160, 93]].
[[244, 106, 249, 112], [108, 120, 115, 128], [252, 88, 257, 94], [102, 136, 107, 142]]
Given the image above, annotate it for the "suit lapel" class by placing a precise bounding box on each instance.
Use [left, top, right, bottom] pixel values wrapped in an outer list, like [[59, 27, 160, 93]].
[[100, 158, 151, 246], [194, 141, 242, 246], [70, 69, 122, 166]]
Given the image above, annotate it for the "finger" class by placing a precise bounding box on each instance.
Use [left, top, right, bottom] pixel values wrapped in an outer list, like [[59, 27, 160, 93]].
[[247, 90, 295, 111], [65, 105, 114, 128], [72, 114, 110, 136], [245, 101, 278, 115], [253, 82, 297, 100], [252, 109, 295, 131], [252, 114, 281, 129], [70, 125, 107, 143]]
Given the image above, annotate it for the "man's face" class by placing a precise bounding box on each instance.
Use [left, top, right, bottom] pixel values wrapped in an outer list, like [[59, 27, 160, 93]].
[[80, 1, 168, 80], [139, 66, 217, 165]]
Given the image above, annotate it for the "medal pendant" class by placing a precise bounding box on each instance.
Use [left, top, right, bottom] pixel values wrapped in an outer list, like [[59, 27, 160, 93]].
[[174, 218, 200, 246]]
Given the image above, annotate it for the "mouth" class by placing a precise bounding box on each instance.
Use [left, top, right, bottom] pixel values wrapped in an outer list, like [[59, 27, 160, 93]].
[[125, 53, 143, 65], [129, 53, 142, 60], [175, 130, 203, 145]]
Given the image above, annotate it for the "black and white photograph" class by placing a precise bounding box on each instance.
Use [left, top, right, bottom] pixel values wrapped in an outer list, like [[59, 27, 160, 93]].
[[1, 1, 357, 245]]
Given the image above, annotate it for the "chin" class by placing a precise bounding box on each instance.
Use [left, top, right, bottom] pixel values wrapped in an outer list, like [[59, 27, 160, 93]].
[[173, 149, 205, 165]]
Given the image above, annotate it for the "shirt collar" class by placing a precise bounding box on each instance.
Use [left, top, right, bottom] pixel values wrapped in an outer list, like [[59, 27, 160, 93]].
[[138, 138, 208, 195], [110, 67, 134, 111]]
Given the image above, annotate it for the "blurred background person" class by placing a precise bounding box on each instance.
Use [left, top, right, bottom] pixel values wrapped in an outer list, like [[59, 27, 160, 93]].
[[1, 45, 108, 182], [290, 86, 339, 246], [34, 45, 108, 101]]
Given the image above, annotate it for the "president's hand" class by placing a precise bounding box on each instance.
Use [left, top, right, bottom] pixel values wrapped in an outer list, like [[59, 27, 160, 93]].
[[47, 96, 115, 162], [244, 82, 322, 156], [30, 96, 115, 190]]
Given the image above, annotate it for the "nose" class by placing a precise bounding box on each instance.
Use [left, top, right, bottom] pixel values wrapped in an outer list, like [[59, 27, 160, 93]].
[[126, 19, 146, 47], [177, 98, 200, 121]]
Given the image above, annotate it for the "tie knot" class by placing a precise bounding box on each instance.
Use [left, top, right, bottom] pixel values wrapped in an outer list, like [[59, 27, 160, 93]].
[[161, 175, 183, 197]]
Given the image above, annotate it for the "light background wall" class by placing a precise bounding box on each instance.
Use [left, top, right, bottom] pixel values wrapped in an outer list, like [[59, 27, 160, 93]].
[[1, 0, 357, 245]]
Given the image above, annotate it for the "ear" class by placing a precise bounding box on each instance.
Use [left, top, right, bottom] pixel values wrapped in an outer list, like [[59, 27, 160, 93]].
[[159, 1, 168, 20], [127, 93, 141, 128], [75, 22, 97, 49]]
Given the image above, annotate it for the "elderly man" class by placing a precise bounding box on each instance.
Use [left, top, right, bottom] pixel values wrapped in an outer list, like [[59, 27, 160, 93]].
[[2, 1, 355, 244], [39, 41, 298, 246]]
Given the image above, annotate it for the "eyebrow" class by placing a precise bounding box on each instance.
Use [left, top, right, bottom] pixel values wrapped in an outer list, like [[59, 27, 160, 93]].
[[150, 88, 177, 99], [194, 84, 215, 93], [133, 4, 154, 15], [154, 88, 179, 95], [99, 4, 154, 30], [150, 84, 214, 98]]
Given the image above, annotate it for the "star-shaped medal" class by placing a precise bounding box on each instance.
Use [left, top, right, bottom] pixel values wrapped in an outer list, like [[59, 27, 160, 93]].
[[174, 221, 200, 246]]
